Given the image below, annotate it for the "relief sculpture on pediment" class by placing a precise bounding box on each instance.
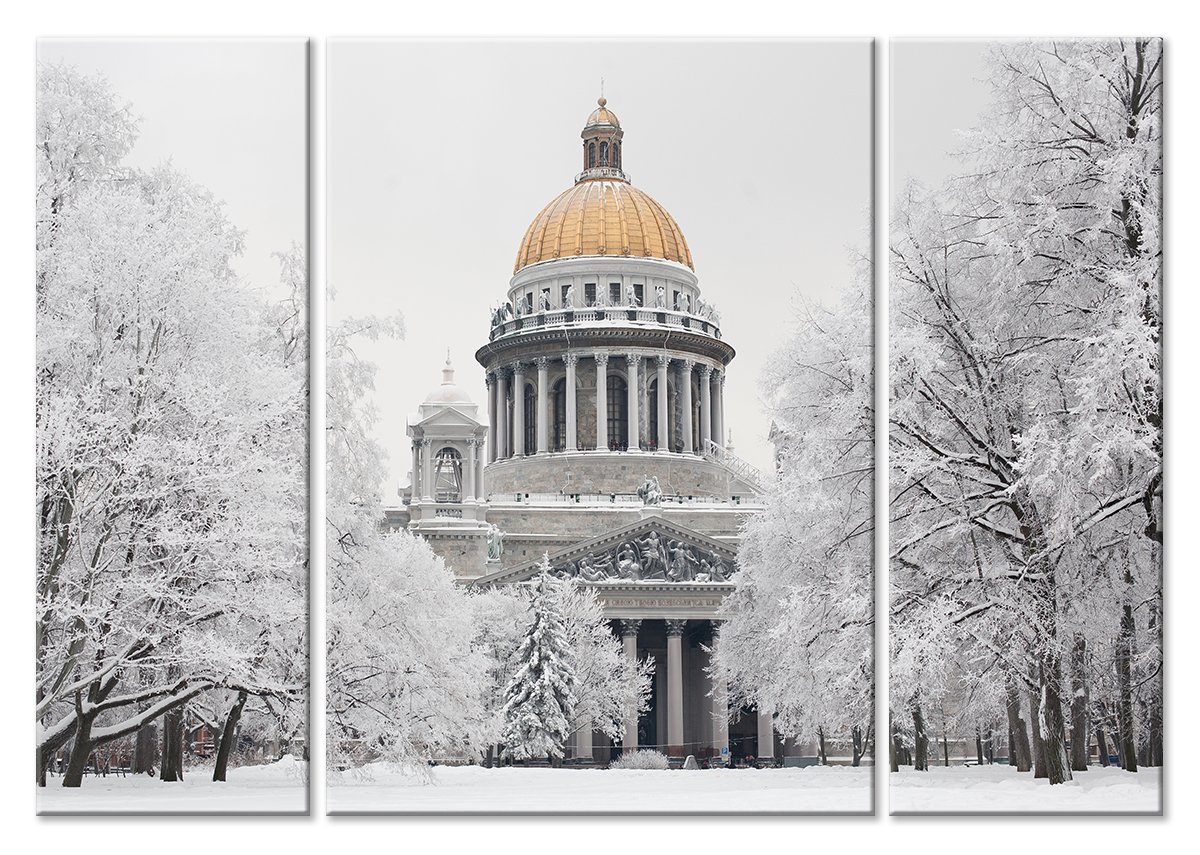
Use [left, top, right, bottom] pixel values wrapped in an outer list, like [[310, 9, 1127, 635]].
[[551, 528, 734, 584]]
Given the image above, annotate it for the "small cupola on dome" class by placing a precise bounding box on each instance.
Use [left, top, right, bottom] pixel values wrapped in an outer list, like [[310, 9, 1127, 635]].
[[580, 96, 626, 182], [421, 351, 477, 412]]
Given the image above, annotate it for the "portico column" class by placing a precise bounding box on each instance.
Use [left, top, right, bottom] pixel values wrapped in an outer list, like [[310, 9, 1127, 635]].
[[535, 357, 549, 454], [574, 720, 593, 762], [410, 440, 421, 499], [699, 364, 712, 451], [757, 706, 775, 764], [710, 624, 729, 763], [421, 438, 433, 501], [465, 438, 477, 502], [620, 620, 641, 752], [655, 355, 669, 452], [713, 369, 725, 448], [475, 441, 485, 501], [563, 353, 578, 451], [512, 362, 526, 456], [666, 619, 686, 757], [594, 353, 609, 451], [486, 373, 497, 463], [497, 368, 510, 460], [626, 354, 641, 451], [680, 359, 694, 454]]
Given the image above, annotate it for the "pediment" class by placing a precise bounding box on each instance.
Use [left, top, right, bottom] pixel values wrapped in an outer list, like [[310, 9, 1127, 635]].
[[476, 514, 738, 587], [412, 406, 484, 430]]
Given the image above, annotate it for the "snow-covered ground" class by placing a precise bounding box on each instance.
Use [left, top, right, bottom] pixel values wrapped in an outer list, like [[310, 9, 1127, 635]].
[[327, 763, 872, 813], [37, 756, 308, 814], [890, 764, 1161, 814]]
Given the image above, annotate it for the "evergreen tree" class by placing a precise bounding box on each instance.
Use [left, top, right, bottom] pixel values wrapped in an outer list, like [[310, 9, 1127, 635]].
[[500, 564, 578, 762]]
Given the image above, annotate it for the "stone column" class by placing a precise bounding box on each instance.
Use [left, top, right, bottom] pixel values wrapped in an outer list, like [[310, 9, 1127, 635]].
[[666, 619, 686, 757], [512, 362, 526, 457], [594, 352, 609, 451], [626, 354, 641, 451], [497, 368, 510, 460], [535, 357, 549, 454], [410, 440, 421, 500], [680, 359, 694, 454], [574, 721, 593, 762], [486, 373, 497, 463], [620, 619, 641, 752], [465, 438, 477, 502], [655, 355, 669, 452], [475, 441, 486, 501], [710, 626, 729, 763], [719, 371, 727, 447], [563, 353, 578, 451], [712, 369, 725, 448], [421, 438, 433, 501], [757, 706, 774, 764], [699, 364, 712, 452]]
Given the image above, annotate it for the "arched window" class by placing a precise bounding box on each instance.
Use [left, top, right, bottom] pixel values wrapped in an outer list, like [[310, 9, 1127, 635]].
[[606, 374, 628, 450], [613, 142, 620, 169], [552, 378, 567, 451], [600, 141, 609, 166], [523, 384, 536, 454], [433, 446, 462, 502], [588, 142, 596, 168]]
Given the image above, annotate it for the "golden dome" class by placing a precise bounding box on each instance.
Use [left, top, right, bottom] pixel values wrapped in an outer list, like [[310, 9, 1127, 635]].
[[514, 178, 693, 273], [585, 97, 620, 129]]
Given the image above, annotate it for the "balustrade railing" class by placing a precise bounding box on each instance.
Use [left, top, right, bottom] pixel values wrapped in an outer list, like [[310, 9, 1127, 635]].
[[489, 306, 722, 342], [701, 439, 768, 495]]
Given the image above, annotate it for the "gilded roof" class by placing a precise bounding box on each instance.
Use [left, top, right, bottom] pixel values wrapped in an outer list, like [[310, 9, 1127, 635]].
[[585, 98, 620, 129], [514, 178, 693, 274]]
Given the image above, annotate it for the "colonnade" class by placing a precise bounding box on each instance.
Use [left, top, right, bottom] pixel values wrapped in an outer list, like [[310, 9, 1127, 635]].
[[486, 352, 726, 461], [571, 618, 772, 762]]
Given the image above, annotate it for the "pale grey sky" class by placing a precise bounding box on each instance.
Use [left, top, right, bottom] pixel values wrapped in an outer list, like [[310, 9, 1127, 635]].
[[37, 39, 308, 300], [890, 40, 993, 194], [329, 40, 873, 496]]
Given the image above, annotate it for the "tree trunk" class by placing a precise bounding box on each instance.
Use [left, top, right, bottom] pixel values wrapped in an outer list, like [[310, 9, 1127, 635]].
[[161, 708, 184, 782], [1096, 728, 1110, 767], [816, 726, 828, 765], [912, 703, 929, 772], [1005, 679, 1032, 772], [133, 722, 158, 775], [1038, 656, 1073, 784], [851, 724, 869, 767], [975, 725, 984, 766], [213, 691, 248, 782], [1117, 589, 1139, 772], [1029, 683, 1047, 779], [61, 695, 96, 788], [1069, 635, 1090, 772], [942, 731, 949, 766], [889, 715, 900, 772]]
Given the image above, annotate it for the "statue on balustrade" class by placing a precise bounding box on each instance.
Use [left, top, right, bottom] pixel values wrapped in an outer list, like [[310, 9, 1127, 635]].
[[637, 475, 663, 506], [486, 524, 505, 561]]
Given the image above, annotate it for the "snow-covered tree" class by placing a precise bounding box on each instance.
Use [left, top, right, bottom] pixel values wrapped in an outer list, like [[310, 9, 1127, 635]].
[[889, 39, 1162, 784], [716, 269, 874, 764], [35, 64, 307, 787], [499, 565, 579, 762]]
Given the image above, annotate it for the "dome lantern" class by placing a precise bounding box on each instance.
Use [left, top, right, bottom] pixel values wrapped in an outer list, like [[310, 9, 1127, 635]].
[[580, 96, 626, 182]]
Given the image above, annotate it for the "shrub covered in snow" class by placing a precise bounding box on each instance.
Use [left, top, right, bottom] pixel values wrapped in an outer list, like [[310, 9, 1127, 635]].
[[610, 750, 671, 770]]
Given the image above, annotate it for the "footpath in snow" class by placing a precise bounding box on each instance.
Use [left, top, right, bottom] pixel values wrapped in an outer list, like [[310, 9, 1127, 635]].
[[327, 763, 872, 813], [37, 756, 308, 814], [890, 764, 1161, 814]]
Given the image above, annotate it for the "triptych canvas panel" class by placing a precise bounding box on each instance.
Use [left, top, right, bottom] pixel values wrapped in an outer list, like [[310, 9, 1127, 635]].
[[33, 37, 1161, 816]]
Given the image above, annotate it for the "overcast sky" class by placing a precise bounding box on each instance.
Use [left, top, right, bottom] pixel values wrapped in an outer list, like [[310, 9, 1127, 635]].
[[329, 40, 872, 496], [890, 40, 993, 195], [37, 39, 307, 301]]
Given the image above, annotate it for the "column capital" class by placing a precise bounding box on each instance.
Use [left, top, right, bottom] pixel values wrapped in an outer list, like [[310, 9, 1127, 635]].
[[420, 437, 434, 448], [619, 619, 642, 638], [680, 357, 695, 371], [497, 364, 512, 380], [665, 619, 687, 637], [563, 352, 580, 367], [595, 351, 610, 367], [656, 353, 670, 368], [534, 356, 550, 370], [466, 436, 480, 448], [698, 363, 713, 380], [511, 360, 525, 374], [625, 353, 642, 368]]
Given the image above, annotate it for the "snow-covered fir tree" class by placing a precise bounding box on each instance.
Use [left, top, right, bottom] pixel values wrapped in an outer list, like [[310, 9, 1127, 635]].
[[499, 562, 579, 762]]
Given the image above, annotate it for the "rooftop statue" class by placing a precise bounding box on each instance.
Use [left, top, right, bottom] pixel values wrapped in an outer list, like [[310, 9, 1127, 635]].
[[637, 475, 663, 506]]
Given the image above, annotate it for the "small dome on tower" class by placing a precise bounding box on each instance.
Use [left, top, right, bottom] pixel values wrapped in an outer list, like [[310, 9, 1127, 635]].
[[423, 352, 475, 406], [585, 97, 620, 129]]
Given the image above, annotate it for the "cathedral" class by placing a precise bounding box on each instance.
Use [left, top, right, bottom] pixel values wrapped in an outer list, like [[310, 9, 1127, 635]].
[[387, 99, 790, 766]]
